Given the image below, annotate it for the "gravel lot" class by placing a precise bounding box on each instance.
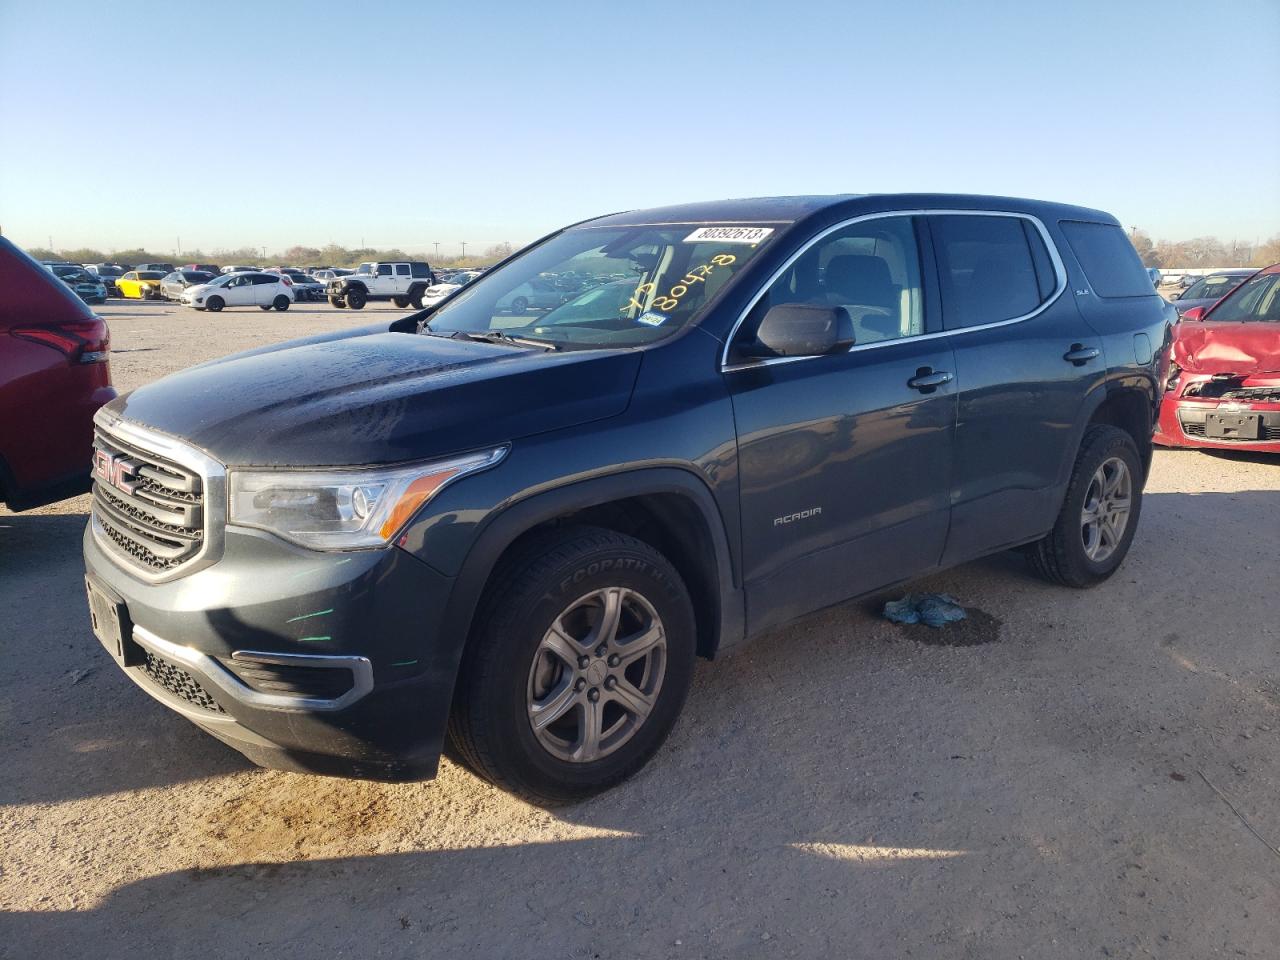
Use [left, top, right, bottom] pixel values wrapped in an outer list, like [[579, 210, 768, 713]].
[[2, 298, 1278, 958]]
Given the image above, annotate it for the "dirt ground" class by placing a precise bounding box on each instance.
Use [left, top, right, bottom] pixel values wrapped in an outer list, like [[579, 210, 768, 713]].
[[2, 299, 1278, 959]]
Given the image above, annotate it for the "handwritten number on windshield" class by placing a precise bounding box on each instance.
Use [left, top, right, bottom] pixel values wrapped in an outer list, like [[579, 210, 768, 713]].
[[626, 253, 737, 315]]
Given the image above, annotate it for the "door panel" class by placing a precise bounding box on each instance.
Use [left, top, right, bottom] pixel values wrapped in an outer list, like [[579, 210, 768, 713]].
[[225, 277, 255, 306], [730, 341, 956, 634], [725, 213, 955, 636], [927, 214, 1104, 564]]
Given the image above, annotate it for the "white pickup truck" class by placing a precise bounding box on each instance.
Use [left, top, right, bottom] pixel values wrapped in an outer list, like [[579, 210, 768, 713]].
[[325, 261, 436, 309]]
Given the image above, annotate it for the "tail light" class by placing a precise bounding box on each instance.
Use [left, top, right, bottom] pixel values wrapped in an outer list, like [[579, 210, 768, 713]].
[[12, 317, 110, 364], [281, 277, 293, 286]]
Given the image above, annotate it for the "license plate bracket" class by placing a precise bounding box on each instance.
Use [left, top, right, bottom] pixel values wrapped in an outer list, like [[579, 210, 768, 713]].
[[1205, 412, 1261, 440], [85, 576, 142, 667]]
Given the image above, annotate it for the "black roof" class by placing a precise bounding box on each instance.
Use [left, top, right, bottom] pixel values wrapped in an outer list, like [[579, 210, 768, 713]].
[[586, 193, 1118, 228]]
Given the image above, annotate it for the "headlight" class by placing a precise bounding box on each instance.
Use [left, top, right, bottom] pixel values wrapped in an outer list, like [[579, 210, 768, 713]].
[[228, 448, 507, 550]]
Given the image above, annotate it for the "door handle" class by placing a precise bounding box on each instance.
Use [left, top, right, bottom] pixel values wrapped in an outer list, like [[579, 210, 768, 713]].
[[907, 368, 953, 393], [1063, 344, 1100, 366]]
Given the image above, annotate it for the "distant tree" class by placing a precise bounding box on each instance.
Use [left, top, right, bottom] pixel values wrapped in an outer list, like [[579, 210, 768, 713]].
[[484, 242, 514, 260], [1252, 235, 1280, 267], [1128, 229, 1159, 267], [281, 245, 322, 264]]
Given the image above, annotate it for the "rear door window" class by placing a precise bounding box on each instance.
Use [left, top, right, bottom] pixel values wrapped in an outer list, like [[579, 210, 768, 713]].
[[930, 215, 1043, 328], [1059, 221, 1153, 298]]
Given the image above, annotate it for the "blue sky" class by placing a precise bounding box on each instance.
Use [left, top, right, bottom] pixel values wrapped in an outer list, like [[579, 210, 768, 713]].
[[1, 0, 1277, 256]]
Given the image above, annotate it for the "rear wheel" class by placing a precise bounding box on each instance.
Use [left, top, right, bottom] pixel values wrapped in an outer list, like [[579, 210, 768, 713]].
[[205, 296, 224, 312], [510, 295, 529, 315], [449, 527, 696, 804], [273, 295, 290, 311], [346, 289, 367, 309], [392, 296, 410, 308], [328, 296, 346, 308], [1025, 425, 1143, 588], [259, 305, 272, 311]]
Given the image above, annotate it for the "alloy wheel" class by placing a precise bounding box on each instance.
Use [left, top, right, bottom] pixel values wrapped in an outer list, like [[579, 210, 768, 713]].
[[526, 587, 666, 763], [1081, 456, 1132, 562]]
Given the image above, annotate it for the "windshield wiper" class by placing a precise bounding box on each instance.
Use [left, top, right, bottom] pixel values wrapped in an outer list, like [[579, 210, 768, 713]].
[[448, 330, 558, 351]]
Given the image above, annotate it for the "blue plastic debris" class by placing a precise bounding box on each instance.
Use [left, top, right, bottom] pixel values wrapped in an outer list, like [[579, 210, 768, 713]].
[[883, 593, 967, 628]]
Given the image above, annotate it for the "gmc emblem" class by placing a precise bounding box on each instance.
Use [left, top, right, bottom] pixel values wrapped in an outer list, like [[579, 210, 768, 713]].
[[93, 450, 138, 495]]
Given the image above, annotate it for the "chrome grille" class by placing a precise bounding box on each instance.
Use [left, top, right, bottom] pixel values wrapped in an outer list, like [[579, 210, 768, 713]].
[[92, 424, 207, 574]]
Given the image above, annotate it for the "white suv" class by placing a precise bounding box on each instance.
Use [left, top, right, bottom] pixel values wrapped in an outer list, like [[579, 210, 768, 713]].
[[184, 271, 296, 312]]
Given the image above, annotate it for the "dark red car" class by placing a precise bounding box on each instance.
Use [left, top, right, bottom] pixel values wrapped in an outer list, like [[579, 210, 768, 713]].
[[0, 238, 116, 509], [1156, 262, 1280, 453]]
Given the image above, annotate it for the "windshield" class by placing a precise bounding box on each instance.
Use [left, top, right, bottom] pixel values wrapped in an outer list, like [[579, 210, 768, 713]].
[[425, 223, 777, 348], [97, 265, 123, 276], [1209, 272, 1280, 323], [137, 271, 165, 280], [356, 263, 373, 275], [1182, 274, 1249, 301], [183, 271, 213, 282]]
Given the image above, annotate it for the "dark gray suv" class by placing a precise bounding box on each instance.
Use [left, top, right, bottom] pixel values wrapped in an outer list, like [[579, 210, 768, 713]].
[[83, 194, 1173, 802]]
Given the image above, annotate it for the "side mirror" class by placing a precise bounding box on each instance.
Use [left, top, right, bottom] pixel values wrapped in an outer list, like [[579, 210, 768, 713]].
[[739, 304, 854, 360], [1181, 306, 1207, 322]]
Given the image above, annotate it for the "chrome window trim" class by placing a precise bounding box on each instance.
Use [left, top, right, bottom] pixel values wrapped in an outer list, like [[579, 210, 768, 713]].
[[132, 625, 374, 713], [91, 408, 227, 584], [720, 209, 1069, 372]]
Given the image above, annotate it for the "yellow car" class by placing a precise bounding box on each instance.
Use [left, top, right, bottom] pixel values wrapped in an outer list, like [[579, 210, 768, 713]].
[[117, 270, 167, 299]]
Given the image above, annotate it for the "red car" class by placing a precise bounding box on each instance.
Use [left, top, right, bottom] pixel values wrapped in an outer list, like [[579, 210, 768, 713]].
[[0, 238, 116, 509], [1156, 262, 1280, 453]]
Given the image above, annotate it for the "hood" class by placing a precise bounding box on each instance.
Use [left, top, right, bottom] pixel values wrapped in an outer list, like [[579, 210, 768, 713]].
[[1172, 296, 1220, 315], [185, 283, 216, 296], [107, 331, 643, 466], [1171, 321, 1280, 375]]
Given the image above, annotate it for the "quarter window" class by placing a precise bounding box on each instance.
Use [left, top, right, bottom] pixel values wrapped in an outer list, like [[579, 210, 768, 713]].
[[739, 215, 925, 349], [1059, 221, 1153, 298], [931, 215, 1043, 328]]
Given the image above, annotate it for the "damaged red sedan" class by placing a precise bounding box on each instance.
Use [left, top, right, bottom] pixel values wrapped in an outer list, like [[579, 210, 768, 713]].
[[1156, 262, 1280, 453]]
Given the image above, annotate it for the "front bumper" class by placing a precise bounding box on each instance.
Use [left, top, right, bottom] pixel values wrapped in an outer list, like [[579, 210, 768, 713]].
[[83, 520, 461, 780], [1155, 377, 1280, 453]]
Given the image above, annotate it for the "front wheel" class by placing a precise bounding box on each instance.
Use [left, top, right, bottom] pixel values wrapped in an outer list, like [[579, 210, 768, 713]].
[[510, 295, 529, 315], [205, 296, 224, 312], [1025, 424, 1143, 588], [273, 295, 290, 311], [259, 305, 272, 311], [328, 295, 346, 309], [392, 296, 410, 308], [346, 289, 367, 309], [448, 527, 696, 804]]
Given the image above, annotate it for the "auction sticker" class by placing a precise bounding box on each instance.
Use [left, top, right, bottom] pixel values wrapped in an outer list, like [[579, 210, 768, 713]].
[[637, 311, 668, 326], [684, 226, 774, 244]]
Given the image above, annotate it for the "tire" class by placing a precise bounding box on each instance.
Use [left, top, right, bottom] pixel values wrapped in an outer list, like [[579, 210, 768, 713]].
[[408, 291, 424, 309], [510, 295, 529, 315], [206, 296, 224, 312], [346, 288, 367, 309], [273, 295, 290, 311], [259, 305, 272, 311], [328, 296, 346, 309], [392, 296, 410, 309], [448, 526, 697, 804], [1025, 424, 1143, 588]]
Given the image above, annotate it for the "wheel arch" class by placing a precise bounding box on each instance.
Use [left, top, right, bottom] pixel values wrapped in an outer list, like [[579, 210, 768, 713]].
[[1086, 378, 1156, 482], [436, 468, 743, 670]]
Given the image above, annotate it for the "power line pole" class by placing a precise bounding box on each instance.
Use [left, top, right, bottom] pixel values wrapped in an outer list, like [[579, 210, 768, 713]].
[[460, 241, 467, 258], [433, 242, 440, 258]]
